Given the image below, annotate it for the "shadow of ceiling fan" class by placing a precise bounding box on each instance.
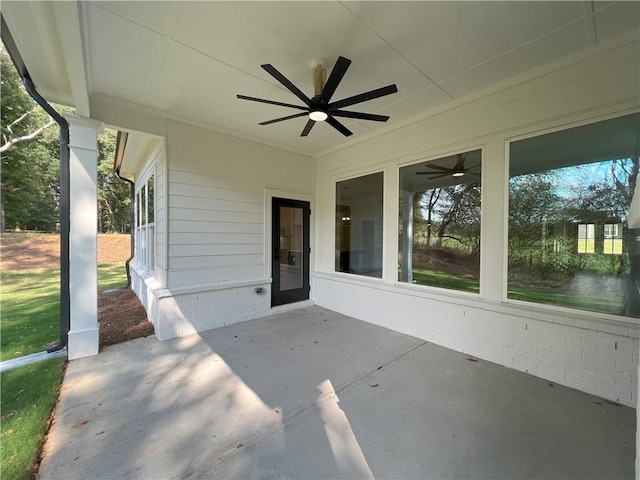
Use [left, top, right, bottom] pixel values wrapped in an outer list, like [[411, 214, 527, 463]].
[[237, 56, 398, 137], [416, 154, 480, 179]]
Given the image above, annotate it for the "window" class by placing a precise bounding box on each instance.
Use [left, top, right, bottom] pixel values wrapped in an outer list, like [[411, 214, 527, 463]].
[[335, 172, 384, 278], [398, 150, 482, 293], [577, 224, 595, 254], [508, 113, 639, 317], [136, 174, 155, 272], [603, 223, 622, 255]]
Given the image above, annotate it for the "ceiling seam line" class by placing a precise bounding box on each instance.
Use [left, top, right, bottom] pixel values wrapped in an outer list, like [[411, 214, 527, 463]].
[[148, 2, 186, 107], [337, 1, 447, 97], [434, 16, 591, 88]]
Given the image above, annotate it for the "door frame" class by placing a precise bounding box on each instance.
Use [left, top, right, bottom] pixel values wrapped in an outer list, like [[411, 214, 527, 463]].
[[265, 189, 312, 307]]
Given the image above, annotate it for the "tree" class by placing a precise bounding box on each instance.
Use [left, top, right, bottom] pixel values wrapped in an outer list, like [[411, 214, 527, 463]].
[[97, 129, 130, 233], [1, 46, 60, 231], [1, 45, 130, 233], [434, 182, 482, 254], [508, 172, 560, 268]]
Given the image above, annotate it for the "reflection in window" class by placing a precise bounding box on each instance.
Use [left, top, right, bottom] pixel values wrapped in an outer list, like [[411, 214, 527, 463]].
[[136, 175, 155, 272], [335, 172, 383, 278], [398, 150, 481, 293], [603, 223, 622, 255], [508, 113, 639, 318], [577, 224, 595, 254]]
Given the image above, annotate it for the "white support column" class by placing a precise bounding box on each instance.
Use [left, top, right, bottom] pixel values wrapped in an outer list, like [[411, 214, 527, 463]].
[[65, 114, 103, 360], [400, 192, 414, 283]]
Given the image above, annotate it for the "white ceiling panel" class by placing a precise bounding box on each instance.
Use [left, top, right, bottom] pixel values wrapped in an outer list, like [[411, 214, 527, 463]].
[[92, 80, 151, 107], [594, 2, 640, 43], [172, 1, 432, 102], [343, 1, 585, 83], [89, 1, 182, 36], [86, 4, 167, 95], [439, 20, 589, 98], [378, 86, 453, 122]]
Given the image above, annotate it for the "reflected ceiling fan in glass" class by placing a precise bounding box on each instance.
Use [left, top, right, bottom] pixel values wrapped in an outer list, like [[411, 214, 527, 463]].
[[416, 154, 481, 179], [237, 56, 398, 137]]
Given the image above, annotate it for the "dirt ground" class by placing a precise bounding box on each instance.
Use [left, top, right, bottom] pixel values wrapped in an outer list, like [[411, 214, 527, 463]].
[[1, 233, 154, 347]]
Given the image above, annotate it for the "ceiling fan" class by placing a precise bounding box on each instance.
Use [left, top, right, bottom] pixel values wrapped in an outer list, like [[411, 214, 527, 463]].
[[416, 154, 480, 179], [237, 56, 398, 137]]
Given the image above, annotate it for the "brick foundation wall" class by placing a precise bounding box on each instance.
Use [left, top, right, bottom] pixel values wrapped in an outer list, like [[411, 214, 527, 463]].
[[313, 273, 639, 407]]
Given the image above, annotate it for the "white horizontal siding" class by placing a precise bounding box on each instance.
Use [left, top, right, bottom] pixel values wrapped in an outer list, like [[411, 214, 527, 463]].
[[168, 264, 266, 286], [169, 244, 262, 257], [169, 232, 261, 245], [168, 207, 263, 224], [169, 253, 263, 269], [165, 120, 313, 288], [169, 220, 263, 234]]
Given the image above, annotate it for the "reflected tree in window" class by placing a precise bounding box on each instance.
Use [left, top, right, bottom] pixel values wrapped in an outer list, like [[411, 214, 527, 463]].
[[508, 113, 639, 317], [399, 149, 482, 293]]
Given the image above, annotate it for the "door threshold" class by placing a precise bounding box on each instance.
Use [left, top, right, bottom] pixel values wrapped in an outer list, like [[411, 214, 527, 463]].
[[270, 299, 315, 315]]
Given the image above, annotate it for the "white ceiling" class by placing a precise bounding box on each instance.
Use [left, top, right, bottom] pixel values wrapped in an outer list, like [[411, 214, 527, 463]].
[[3, 1, 640, 156]]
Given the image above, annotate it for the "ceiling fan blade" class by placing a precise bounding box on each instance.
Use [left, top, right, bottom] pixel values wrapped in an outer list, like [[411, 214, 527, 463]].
[[331, 110, 389, 122], [236, 95, 308, 111], [326, 116, 353, 137], [416, 172, 449, 179], [319, 56, 351, 105], [259, 112, 309, 125], [261, 64, 311, 106], [301, 119, 316, 137], [328, 84, 398, 110], [423, 164, 452, 172]]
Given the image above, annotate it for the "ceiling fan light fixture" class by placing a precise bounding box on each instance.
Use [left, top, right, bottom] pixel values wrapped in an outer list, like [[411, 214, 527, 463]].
[[309, 110, 328, 122], [452, 171, 465, 177]]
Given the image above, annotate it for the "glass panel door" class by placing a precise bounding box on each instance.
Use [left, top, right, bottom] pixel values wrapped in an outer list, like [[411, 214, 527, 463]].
[[272, 198, 310, 306]]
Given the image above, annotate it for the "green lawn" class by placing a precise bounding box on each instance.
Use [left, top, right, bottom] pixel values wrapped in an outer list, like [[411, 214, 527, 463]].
[[1, 357, 66, 480], [411, 266, 622, 315], [507, 285, 622, 316], [412, 266, 479, 293], [1, 263, 127, 362], [1, 263, 127, 479]]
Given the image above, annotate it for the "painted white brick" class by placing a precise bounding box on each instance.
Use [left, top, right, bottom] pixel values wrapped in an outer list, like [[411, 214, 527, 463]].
[[616, 341, 639, 354], [565, 373, 596, 392], [565, 356, 597, 372], [599, 331, 636, 345], [583, 335, 616, 349], [596, 364, 634, 383], [582, 352, 616, 368], [596, 347, 634, 365], [539, 349, 564, 364]]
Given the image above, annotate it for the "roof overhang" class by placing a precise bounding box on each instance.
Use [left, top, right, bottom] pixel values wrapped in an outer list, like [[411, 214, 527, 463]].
[[0, 0, 90, 116]]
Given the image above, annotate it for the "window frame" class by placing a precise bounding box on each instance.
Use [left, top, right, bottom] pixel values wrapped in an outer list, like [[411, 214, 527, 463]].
[[334, 170, 385, 279], [505, 113, 639, 318], [135, 172, 155, 273]]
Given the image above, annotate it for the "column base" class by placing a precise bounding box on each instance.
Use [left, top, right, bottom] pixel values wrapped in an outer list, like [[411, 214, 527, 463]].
[[67, 326, 99, 360]]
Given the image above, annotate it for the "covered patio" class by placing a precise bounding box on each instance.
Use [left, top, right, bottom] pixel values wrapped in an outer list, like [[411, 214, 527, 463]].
[[40, 307, 634, 479]]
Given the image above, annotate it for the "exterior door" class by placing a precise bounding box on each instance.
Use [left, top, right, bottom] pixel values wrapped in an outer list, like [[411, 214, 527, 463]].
[[272, 197, 310, 307]]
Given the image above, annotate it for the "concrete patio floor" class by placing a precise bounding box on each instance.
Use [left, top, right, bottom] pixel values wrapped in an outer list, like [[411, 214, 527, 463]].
[[39, 306, 635, 479]]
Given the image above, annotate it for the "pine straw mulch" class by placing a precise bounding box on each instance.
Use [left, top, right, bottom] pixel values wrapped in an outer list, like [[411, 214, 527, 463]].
[[98, 288, 154, 348]]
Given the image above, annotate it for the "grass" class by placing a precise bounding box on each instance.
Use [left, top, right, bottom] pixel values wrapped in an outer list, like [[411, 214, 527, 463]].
[[0, 263, 127, 479], [0, 358, 66, 480], [1, 263, 127, 362], [412, 266, 480, 293], [411, 266, 622, 315], [507, 285, 622, 316]]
